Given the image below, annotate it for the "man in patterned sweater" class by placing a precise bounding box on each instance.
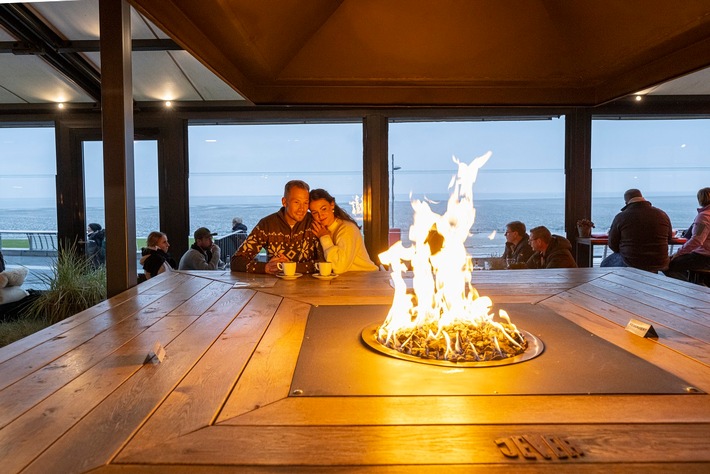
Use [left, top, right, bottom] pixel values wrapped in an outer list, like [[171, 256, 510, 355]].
[[231, 180, 322, 274]]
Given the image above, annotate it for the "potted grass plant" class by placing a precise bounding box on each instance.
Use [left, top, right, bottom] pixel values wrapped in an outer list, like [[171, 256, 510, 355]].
[[24, 242, 107, 324]]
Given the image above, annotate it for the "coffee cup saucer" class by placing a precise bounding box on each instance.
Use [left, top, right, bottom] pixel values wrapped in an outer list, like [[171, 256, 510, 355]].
[[276, 272, 303, 280], [312, 273, 338, 280]]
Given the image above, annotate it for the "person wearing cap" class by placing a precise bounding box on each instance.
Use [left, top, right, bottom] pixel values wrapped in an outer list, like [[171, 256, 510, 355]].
[[179, 227, 222, 270]]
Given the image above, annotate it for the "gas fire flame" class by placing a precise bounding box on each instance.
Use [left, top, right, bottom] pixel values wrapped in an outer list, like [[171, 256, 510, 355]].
[[377, 151, 528, 362]]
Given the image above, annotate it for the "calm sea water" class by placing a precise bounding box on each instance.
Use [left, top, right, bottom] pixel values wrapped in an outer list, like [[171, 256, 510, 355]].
[[1, 195, 698, 257]]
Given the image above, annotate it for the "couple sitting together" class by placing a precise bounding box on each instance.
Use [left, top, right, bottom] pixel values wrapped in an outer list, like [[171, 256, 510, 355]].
[[230, 180, 378, 275]]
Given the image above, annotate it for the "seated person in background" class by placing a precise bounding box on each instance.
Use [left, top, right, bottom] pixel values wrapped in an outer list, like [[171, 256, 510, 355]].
[[601, 188, 673, 272], [140, 231, 178, 279], [179, 227, 222, 270], [0, 250, 5, 272], [501, 220, 533, 267], [665, 187, 710, 284], [526, 226, 577, 269], [309, 188, 378, 274], [231, 180, 322, 274], [86, 223, 106, 267], [232, 217, 247, 233]]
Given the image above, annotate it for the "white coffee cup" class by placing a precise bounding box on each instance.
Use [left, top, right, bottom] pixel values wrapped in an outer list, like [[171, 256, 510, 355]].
[[315, 261, 332, 276], [278, 261, 297, 276]]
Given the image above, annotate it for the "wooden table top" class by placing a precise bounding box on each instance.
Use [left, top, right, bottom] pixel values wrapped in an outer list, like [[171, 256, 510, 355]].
[[1, 267, 709, 472]]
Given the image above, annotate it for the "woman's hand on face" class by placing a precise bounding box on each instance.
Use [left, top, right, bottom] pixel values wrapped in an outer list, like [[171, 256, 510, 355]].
[[311, 220, 330, 238]]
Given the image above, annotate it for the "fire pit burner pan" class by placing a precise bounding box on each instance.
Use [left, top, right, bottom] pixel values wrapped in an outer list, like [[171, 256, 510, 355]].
[[361, 324, 543, 367]]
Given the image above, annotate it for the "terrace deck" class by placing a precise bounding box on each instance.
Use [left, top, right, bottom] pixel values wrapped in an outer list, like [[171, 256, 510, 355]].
[[1, 268, 709, 472]]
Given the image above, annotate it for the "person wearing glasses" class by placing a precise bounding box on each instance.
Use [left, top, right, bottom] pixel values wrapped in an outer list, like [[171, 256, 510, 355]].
[[501, 220, 533, 268], [526, 226, 577, 269]]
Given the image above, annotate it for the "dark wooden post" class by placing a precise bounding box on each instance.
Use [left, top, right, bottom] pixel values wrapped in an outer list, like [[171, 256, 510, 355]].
[[363, 114, 389, 264], [100, 0, 137, 295], [565, 108, 593, 266]]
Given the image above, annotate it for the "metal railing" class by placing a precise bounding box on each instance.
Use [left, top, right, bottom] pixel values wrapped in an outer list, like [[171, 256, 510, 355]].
[[0, 230, 58, 255]]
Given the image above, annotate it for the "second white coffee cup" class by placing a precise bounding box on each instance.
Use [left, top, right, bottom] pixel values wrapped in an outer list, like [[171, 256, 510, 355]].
[[278, 261, 297, 276], [315, 261, 333, 276]]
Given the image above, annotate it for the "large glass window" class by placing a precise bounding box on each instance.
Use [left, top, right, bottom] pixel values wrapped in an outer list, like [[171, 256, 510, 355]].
[[591, 119, 710, 233], [82, 140, 159, 250], [187, 123, 363, 242], [389, 119, 566, 257], [0, 126, 57, 251]]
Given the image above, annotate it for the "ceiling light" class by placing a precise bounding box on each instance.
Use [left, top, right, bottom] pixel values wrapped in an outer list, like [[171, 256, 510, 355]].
[[164, 101, 172, 108], [57, 103, 65, 109], [635, 95, 643, 101]]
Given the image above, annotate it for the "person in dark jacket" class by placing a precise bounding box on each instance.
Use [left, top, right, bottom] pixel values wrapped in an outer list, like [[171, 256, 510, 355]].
[[601, 189, 673, 273], [526, 226, 577, 269], [232, 217, 248, 233], [501, 220, 534, 267], [86, 223, 106, 267]]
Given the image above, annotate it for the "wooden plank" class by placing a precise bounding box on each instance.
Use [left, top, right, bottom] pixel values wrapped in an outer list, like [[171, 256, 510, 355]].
[[117, 291, 279, 456], [0, 293, 163, 391], [112, 424, 710, 466], [167, 280, 235, 317], [579, 280, 710, 339], [602, 272, 710, 309], [0, 310, 164, 430], [549, 288, 710, 366], [216, 298, 311, 422], [223, 394, 710, 426], [91, 463, 710, 474], [541, 293, 710, 392], [0, 276, 177, 364], [0, 274, 213, 391], [0, 315, 198, 474], [0, 280, 230, 430], [0, 272, 197, 364], [19, 289, 257, 474]]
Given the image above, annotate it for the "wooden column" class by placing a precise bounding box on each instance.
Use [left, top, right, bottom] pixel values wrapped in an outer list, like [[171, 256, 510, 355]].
[[158, 115, 190, 261], [363, 114, 389, 264], [565, 108, 593, 266], [54, 119, 88, 250], [100, 0, 137, 295]]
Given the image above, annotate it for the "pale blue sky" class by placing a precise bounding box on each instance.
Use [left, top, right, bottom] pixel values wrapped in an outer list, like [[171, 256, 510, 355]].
[[1, 118, 709, 202]]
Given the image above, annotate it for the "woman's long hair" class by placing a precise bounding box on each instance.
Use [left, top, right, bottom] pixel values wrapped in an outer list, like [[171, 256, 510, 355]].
[[146, 231, 166, 248], [309, 188, 360, 229]]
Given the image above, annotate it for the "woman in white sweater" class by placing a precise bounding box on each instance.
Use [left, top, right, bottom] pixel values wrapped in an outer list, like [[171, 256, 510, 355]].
[[309, 189, 378, 274]]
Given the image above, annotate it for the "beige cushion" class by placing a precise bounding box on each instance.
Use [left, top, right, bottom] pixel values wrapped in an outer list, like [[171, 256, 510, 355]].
[[0, 267, 29, 288], [0, 286, 29, 305]]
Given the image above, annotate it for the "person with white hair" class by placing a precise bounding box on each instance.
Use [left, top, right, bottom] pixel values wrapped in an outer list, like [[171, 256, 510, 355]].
[[232, 217, 247, 233]]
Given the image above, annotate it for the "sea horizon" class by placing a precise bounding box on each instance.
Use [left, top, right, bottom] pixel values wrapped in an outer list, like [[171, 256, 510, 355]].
[[2, 195, 698, 258]]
